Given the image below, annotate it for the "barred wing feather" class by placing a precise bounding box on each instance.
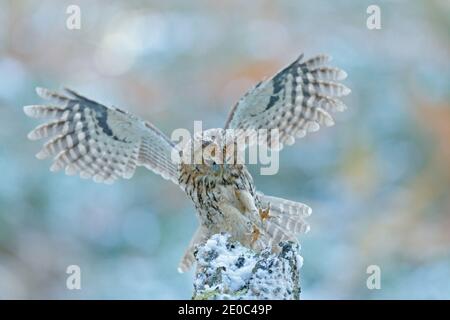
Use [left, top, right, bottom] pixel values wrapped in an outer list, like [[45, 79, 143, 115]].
[[24, 87, 179, 185], [225, 54, 350, 149]]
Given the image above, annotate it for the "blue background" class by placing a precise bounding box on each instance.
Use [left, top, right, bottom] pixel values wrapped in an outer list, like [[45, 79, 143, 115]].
[[0, 0, 449, 299]]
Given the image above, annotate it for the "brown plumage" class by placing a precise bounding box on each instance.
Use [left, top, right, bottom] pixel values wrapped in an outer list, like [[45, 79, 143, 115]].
[[23, 53, 350, 273], [176, 128, 312, 272]]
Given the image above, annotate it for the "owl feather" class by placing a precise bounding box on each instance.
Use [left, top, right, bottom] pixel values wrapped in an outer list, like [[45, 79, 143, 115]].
[[225, 54, 350, 149], [24, 87, 179, 185], [24, 53, 350, 274]]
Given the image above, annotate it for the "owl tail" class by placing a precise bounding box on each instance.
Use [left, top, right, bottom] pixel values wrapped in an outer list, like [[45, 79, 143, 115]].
[[177, 226, 210, 273], [257, 193, 312, 249]]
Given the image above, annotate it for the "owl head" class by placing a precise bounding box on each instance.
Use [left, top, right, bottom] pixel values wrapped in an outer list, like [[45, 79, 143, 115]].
[[179, 128, 243, 176]]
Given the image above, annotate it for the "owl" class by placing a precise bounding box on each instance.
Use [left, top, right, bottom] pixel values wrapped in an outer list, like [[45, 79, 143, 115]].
[[24, 53, 350, 272]]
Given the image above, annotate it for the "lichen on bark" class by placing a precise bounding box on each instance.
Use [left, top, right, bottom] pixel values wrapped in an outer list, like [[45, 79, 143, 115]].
[[192, 233, 303, 300]]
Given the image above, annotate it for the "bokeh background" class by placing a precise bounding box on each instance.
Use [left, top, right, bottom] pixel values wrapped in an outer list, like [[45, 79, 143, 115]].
[[0, 0, 449, 299]]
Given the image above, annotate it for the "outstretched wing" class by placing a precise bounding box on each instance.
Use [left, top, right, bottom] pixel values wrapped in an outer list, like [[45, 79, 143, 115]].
[[24, 87, 179, 185], [225, 54, 350, 149]]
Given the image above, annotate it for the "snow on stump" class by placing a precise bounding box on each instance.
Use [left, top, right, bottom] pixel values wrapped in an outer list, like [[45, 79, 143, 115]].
[[192, 233, 303, 300]]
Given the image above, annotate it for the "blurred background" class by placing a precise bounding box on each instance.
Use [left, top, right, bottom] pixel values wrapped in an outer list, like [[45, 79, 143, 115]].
[[0, 0, 449, 299]]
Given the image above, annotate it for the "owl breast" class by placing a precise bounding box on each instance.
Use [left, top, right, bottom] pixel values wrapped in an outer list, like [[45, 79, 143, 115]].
[[178, 163, 257, 233]]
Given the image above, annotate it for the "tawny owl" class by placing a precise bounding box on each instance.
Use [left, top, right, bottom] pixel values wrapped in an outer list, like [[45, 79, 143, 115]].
[[24, 53, 350, 272]]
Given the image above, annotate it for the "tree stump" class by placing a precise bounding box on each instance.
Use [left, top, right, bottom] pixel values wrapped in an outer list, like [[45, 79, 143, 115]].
[[192, 233, 303, 300]]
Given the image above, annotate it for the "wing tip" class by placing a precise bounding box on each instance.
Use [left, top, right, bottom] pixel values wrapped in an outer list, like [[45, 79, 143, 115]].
[[305, 206, 312, 217], [35, 86, 48, 98], [23, 105, 36, 117], [315, 53, 332, 62], [49, 161, 63, 171], [27, 130, 39, 140], [341, 85, 351, 96], [325, 117, 335, 127], [339, 69, 348, 80], [36, 150, 49, 160], [305, 121, 320, 133], [304, 224, 311, 234]]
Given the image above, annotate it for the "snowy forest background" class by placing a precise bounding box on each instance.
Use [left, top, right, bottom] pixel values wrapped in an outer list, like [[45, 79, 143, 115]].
[[0, 0, 449, 299]]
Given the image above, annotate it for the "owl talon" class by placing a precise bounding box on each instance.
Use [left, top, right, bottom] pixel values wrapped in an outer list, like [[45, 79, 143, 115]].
[[251, 226, 260, 245], [259, 206, 270, 221]]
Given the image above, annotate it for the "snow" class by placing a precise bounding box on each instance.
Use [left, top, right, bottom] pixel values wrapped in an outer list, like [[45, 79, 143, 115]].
[[193, 233, 303, 300]]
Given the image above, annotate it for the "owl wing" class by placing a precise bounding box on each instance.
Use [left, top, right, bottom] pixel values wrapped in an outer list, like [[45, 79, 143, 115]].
[[24, 87, 179, 185], [224, 54, 350, 149]]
